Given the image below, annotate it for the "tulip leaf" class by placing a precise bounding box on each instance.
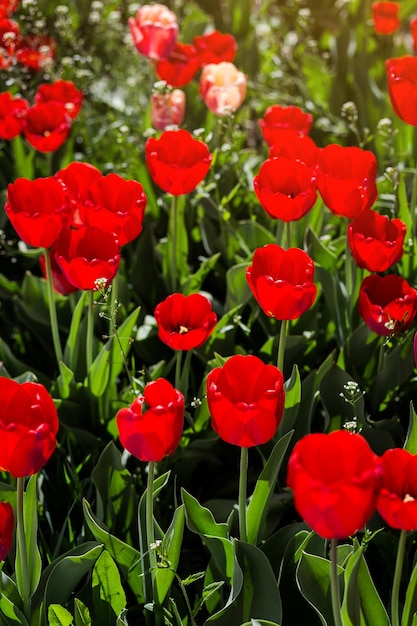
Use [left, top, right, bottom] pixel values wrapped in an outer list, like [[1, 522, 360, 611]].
[[405, 402, 417, 455], [164, 194, 189, 291], [155, 504, 185, 604], [15, 475, 41, 603], [240, 621, 281, 626], [82, 499, 143, 602], [297, 551, 344, 626], [278, 365, 301, 437], [182, 252, 221, 295], [225, 262, 251, 310], [401, 557, 417, 626], [64, 292, 87, 372], [341, 544, 390, 626], [305, 225, 338, 272], [205, 540, 282, 625], [74, 598, 92, 626], [87, 305, 140, 397], [0, 593, 29, 625], [246, 430, 293, 545], [47, 604, 73, 626], [92, 550, 127, 624]]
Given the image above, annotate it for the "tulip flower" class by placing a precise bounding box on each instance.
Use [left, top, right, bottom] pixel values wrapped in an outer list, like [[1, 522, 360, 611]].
[[35, 80, 83, 119], [22, 101, 72, 152], [0, 377, 59, 477], [0, 502, 13, 561], [145, 129, 212, 195], [0, 91, 28, 140], [358, 274, 417, 336], [259, 104, 313, 146], [151, 89, 185, 130], [268, 132, 319, 169], [116, 378, 184, 462], [128, 3, 178, 61], [39, 248, 79, 296], [206, 354, 285, 448], [386, 56, 417, 126], [377, 449, 417, 530], [246, 244, 317, 320], [287, 430, 382, 539], [254, 157, 318, 222], [0, 18, 20, 58], [154, 292, 217, 351], [0, 0, 19, 18], [5, 176, 70, 248], [193, 30, 237, 65], [347, 209, 406, 272], [156, 42, 200, 87], [15, 34, 55, 70], [371, 1, 400, 35], [199, 61, 247, 116], [317, 144, 378, 218]]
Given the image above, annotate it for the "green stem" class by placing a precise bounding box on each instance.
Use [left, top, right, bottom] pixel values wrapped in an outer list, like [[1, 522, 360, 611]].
[[86, 289, 95, 373], [277, 319, 287, 373], [391, 529, 407, 626], [175, 349, 183, 392], [377, 340, 385, 374], [146, 461, 157, 596], [16, 477, 31, 621], [171, 194, 178, 293], [330, 538, 343, 626], [239, 447, 248, 543], [410, 160, 417, 242], [43, 249, 63, 367]]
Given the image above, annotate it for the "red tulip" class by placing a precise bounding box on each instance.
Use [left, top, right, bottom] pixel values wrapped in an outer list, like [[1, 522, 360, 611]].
[[377, 448, 417, 530], [199, 62, 247, 116], [156, 42, 200, 87], [317, 144, 378, 218], [246, 244, 317, 320], [35, 80, 83, 120], [287, 430, 382, 539], [56, 161, 103, 227], [0, 18, 19, 56], [0, 377, 59, 477], [386, 56, 417, 126], [193, 30, 237, 65], [259, 105, 313, 146], [15, 34, 55, 70], [116, 378, 184, 462], [5, 176, 70, 248], [54, 225, 121, 291], [371, 1, 400, 35], [128, 3, 178, 61], [0, 502, 13, 561], [39, 248, 78, 296], [358, 274, 417, 336], [0, 0, 19, 18], [154, 293, 217, 350], [253, 157, 317, 222], [145, 129, 212, 195], [22, 101, 72, 153], [0, 91, 28, 140], [206, 354, 285, 448], [347, 209, 406, 272], [80, 173, 147, 246], [151, 89, 185, 130], [268, 132, 319, 170]]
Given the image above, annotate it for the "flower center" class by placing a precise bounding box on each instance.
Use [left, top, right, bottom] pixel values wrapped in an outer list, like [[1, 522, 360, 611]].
[[403, 493, 415, 503], [178, 325, 189, 334]]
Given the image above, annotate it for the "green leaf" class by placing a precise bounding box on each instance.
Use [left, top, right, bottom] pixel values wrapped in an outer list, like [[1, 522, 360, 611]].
[[401, 558, 417, 626], [74, 599, 92, 626], [297, 551, 344, 626], [240, 621, 281, 626], [92, 551, 127, 625], [0, 593, 28, 625], [48, 604, 74, 626], [305, 226, 337, 272], [87, 305, 140, 397], [182, 253, 221, 295], [278, 365, 301, 437], [155, 505, 185, 604], [205, 541, 282, 624], [225, 263, 251, 310], [15, 475, 41, 602], [164, 194, 189, 289], [341, 544, 390, 626], [246, 431, 293, 545], [82, 500, 143, 602], [405, 402, 417, 454]]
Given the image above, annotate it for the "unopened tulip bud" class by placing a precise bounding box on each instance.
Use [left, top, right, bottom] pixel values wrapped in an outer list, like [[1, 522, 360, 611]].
[[199, 61, 246, 116]]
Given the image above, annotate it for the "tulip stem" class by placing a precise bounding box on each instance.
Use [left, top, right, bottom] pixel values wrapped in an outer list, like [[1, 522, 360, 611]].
[[377, 340, 385, 374], [330, 539, 343, 626], [277, 319, 287, 373], [170, 194, 178, 292], [16, 477, 31, 621], [175, 349, 183, 392], [239, 446, 248, 543], [391, 529, 407, 626], [146, 461, 157, 598], [43, 249, 64, 368], [86, 289, 95, 374]]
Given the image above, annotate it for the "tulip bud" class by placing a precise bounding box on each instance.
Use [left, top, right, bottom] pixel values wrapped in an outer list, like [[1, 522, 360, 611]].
[[199, 61, 246, 116], [151, 89, 185, 130]]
